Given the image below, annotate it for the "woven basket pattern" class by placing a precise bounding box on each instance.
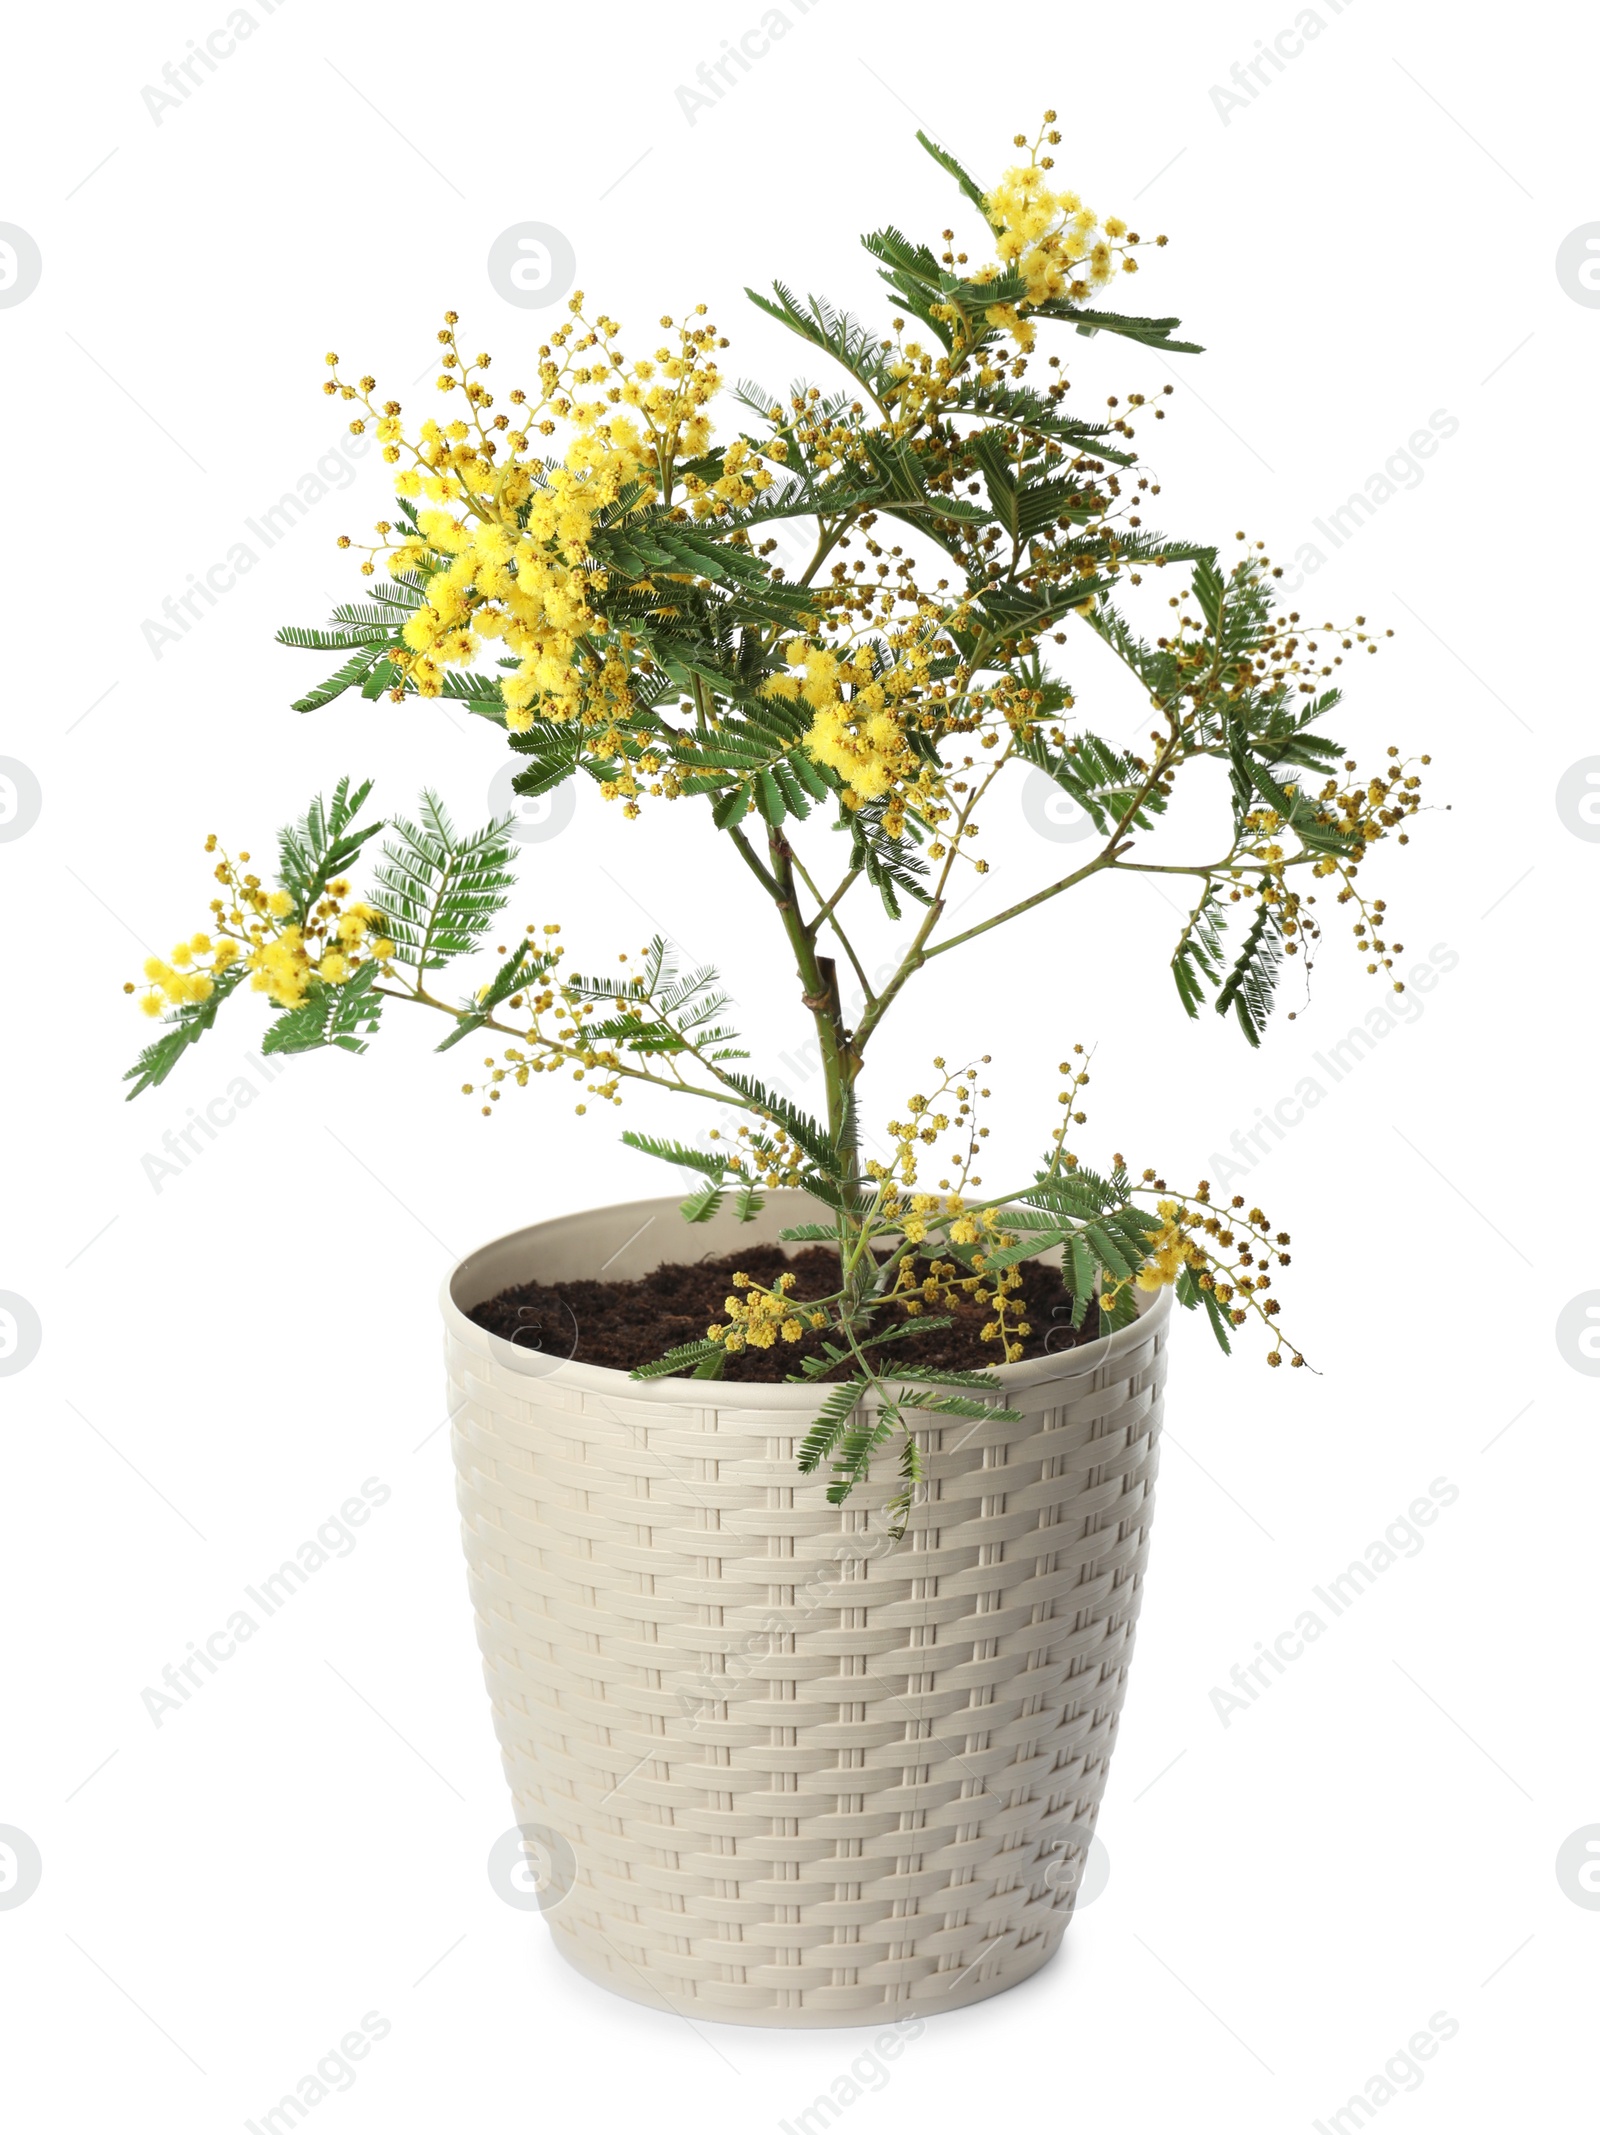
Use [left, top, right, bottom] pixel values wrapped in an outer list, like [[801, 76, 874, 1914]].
[[447, 1210, 1167, 2028]]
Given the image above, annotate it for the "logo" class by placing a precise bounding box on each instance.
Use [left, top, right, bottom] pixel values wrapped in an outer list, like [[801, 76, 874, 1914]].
[[489, 759, 576, 845], [487, 224, 577, 311], [0, 1827, 42, 1910], [0, 759, 42, 843], [1555, 1292, 1600, 1377], [487, 1823, 577, 1911], [1555, 1825, 1600, 1909], [0, 1293, 42, 1377], [0, 226, 43, 309], [1022, 768, 1096, 844], [1555, 224, 1600, 309], [1555, 758, 1600, 842], [494, 1296, 582, 1380], [1043, 1829, 1110, 1908]]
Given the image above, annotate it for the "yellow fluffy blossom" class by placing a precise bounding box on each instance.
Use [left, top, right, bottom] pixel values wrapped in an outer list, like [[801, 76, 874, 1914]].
[[328, 303, 732, 737], [710, 1269, 807, 1355], [976, 115, 1161, 351], [139, 942, 224, 1014], [766, 642, 919, 805], [134, 839, 396, 1016], [1135, 1199, 1204, 1291]]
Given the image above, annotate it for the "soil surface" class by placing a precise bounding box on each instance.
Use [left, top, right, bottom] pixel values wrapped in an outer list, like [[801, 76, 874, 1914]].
[[465, 1242, 1100, 1382]]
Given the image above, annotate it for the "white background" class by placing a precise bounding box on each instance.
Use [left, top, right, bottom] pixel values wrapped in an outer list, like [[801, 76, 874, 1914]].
[[3, 0, 1596, 2127]]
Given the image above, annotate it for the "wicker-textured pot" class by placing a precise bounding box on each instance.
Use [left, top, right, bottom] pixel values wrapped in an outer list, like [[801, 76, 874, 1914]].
[[445, 1190, 1169, 2027]]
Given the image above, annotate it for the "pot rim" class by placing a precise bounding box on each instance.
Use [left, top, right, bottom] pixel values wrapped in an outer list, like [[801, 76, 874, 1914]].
[[440, 1188, 1171, 1411]]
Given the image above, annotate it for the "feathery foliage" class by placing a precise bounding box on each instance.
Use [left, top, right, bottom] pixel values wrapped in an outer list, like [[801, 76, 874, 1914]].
[[371, 794, 515, 970], [123, 111, 1436, 1533]]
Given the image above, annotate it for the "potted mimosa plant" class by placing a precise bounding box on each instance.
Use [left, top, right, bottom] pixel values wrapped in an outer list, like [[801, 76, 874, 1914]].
[[123, 115, 1429, 2025]]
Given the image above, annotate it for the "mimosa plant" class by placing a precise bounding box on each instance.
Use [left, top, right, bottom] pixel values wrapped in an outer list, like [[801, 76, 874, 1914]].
[[125, 117, 1429, 1531]]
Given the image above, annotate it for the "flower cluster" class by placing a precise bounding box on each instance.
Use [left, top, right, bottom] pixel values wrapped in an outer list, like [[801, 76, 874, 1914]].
[[118, 111, 1442, 1527], [134, 935, 239, 1014], [328, 304, 744, 734], [1228, 745, 1430, 992], [887, 1250, 1034, 1363], [1133, 1202, 1204, 1294], [1170, 1185, 1298, 1366], [708, 1269, 824, 1355], [127, 839, 394, 1016], [704, 1118, 812, 1191], [312, 136, 1169, 834], [459, 927, 810, 1129], [978, 112, 1164, 349], [870, 1056, 993, 1198], [761, 638, 945, 814]]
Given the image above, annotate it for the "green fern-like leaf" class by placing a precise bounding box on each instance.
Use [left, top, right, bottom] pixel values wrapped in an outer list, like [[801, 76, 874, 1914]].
[[261, 962, 385, 1057], [913, 130, 992, 220], [123, 965, 246, 1100], [1171, 884, 1228, 1019], [619, 1131, 728, 1181], [1177, 1264, 1234, 1353], [797, 1376, 874, 1475], [743, 282, 897, 402], [434, 938, 556, 1055], [823, 1409, 899, 1504], [1016, 728, 1166, 836], [284, 646, 390, 714], [277, 623, 392, 653], [679, 1181, 725, 1224], [372, 793, 515, 971], [720, 1073, 841, 1179], [1214, 901, 1281, 1046], [840, 796, 932, 920], [630, 1337, 726, 1380], [276, 778, 382, 921]]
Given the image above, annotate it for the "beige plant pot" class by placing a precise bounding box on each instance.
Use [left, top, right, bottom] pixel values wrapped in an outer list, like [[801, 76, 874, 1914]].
[[444, 1189, 1169, 2027]]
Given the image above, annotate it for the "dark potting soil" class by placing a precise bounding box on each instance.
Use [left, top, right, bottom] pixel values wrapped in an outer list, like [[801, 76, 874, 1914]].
[[465, 1243, 1100, 1382]]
